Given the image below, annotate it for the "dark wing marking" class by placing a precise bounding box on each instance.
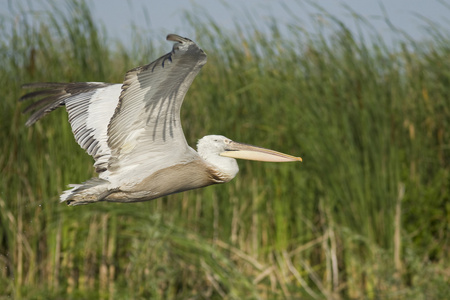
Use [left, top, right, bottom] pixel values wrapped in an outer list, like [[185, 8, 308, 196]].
[[106, 34, 207, 172], [21, 82, 120, 172]]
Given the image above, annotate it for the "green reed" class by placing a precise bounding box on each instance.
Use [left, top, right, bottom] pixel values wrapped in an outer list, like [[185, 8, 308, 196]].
[[0, 0, 449, 299]]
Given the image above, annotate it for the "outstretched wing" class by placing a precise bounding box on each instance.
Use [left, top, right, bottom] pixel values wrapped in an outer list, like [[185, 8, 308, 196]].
[[106, 34, 207, 176], [21, 82, 122, 172], [21, 34, 207, 180]]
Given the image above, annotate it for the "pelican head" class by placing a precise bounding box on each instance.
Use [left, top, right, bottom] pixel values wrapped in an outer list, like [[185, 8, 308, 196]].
[[197, 135, 302, 181]]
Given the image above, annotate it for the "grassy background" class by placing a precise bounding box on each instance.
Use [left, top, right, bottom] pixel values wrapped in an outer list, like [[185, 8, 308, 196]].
[[1, 1, 449, 299]]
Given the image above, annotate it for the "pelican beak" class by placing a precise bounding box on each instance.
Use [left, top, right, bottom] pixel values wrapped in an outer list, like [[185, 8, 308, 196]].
[[220, 140, 302, 162]]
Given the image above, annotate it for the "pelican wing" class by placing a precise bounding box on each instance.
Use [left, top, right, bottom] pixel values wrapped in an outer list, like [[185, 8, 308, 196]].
[[21, 82, 122, 173], [106, 34, 207, 175]]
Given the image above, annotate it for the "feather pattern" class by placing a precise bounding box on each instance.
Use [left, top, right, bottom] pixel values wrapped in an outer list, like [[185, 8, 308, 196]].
[[106, 34, 207, 179], [21, 35, 208, 188], [21, 82, 120, 172]]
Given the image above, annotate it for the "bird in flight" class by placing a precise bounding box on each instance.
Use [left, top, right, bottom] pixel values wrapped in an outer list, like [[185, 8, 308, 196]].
[[21, 34, 302, 206]]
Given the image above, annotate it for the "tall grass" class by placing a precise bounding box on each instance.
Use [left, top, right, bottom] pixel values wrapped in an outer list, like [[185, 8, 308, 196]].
[[1, 0, 449, 299]]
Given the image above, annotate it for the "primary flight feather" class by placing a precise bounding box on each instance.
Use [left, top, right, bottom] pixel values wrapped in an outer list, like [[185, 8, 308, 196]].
[[21, 34, 301, 206]]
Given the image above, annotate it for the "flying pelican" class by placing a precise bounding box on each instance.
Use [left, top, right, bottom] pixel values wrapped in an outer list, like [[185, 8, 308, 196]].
[[21, 34, 302, 206]]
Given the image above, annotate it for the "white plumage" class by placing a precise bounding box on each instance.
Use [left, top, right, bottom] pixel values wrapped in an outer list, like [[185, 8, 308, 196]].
[[21, 34, 301, 206]]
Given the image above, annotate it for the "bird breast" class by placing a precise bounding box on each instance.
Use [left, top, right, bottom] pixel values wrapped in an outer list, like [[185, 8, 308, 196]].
[[103, 158, 231, 203]]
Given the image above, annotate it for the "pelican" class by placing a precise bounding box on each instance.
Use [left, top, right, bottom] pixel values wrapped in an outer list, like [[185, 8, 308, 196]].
[[21, 34, 301, 206]]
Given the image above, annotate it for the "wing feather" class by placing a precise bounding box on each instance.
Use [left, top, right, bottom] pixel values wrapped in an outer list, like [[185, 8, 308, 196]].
[[106, 34, 207, 176], [21, 34, 207, 181], [21, 82, 121, 172]]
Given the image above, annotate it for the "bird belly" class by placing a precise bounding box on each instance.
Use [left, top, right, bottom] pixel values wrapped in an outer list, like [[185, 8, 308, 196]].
[[103, 159, 224, 203]]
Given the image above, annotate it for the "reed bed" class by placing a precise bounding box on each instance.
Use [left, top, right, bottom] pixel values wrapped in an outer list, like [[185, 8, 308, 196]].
[[0, 1, 449, 299]]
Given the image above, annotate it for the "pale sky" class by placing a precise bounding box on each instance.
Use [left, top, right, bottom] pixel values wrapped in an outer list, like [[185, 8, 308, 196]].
[[2, 0, 450, 47]]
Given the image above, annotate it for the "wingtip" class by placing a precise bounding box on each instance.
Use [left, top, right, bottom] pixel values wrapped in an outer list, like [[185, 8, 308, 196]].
[[166, 34, 191, 43]]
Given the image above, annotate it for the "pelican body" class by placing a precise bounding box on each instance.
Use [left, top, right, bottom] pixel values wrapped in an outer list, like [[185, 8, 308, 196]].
[[21, 34, 301, 206]]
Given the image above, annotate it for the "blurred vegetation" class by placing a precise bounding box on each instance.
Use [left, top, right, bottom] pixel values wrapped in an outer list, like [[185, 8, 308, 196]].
[[1, 0, 449, 299]]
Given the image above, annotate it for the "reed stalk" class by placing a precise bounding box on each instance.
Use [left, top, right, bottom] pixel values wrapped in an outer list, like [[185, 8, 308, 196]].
[[0, 0, 449, 298]]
